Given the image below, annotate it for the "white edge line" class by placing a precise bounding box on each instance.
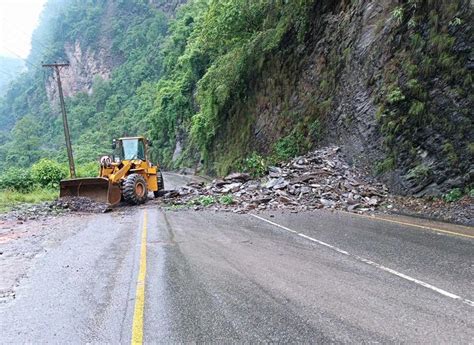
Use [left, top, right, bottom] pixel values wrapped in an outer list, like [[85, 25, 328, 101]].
[[250, 214, 474, 307]]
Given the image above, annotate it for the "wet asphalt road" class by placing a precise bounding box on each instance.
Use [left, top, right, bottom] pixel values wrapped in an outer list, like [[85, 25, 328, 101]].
[[1, 173, 473, 343]]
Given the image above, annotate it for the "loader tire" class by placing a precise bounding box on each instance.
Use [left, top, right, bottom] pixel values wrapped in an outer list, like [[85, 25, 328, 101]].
[[123, 174, 148, 205], [154, 171, 165, 198]]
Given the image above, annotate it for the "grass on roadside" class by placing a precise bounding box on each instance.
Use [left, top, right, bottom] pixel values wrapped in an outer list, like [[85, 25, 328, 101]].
[[0, 188, 58, 212]]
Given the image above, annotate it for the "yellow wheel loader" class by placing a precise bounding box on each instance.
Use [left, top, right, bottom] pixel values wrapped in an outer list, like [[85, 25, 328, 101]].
[[59, 136, 164, 205]]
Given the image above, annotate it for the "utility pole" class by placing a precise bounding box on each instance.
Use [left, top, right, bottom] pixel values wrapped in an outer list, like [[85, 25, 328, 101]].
[[42, 62, 76, 178]]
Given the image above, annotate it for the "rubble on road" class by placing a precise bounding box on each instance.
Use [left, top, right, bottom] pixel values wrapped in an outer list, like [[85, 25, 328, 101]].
[[0, 202, 66, 222], [50, 197, 112, 213], [0, 197, 111, 222], [161, 146, 389, 213]]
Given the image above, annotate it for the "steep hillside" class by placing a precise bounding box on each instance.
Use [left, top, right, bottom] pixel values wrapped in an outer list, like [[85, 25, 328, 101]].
[[0, 0, 472, 197], [153, 0, 472, 196], [0, 0, 184, 169], [207, 0, 473, 196]]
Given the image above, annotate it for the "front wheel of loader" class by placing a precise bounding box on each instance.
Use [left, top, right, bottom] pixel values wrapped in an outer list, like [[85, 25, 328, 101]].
[[154, 171, 165, 198], [123, 174, 148, 205]]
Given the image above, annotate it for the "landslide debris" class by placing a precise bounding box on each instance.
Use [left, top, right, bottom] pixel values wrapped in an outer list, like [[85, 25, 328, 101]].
[[161, 146, 389, 213], [51, 197, 112, 213], [0, 197, 111, 222]]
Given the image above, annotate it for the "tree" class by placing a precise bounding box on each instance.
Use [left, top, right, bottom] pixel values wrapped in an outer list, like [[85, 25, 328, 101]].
[[7, 115, 44, 166]]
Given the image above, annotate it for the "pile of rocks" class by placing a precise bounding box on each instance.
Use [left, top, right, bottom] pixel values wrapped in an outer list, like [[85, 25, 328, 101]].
[[0, 202, 66, 222], [51, 196, 112, 213], [162, 146, 389, 213], [0, 197, 111, 222]]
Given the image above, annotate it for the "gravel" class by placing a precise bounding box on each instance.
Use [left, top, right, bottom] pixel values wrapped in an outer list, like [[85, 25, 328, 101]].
[[0, 197, 111, 222]]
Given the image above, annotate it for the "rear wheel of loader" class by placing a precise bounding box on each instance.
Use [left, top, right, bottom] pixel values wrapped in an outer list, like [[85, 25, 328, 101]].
[[123, 174, 148, 205], [154, 171, 165, 198]]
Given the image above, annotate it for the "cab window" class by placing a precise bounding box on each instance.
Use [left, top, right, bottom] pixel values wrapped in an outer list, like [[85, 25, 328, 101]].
[[121, 139, 145, 160]]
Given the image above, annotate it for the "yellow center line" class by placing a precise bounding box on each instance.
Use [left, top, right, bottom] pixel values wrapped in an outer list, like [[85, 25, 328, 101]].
[[339, 210, 474, 239], [131, 210, 147, 345]]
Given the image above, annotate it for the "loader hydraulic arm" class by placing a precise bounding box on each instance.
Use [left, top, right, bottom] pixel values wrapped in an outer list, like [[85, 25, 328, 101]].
[[109, 161, 133, 184]]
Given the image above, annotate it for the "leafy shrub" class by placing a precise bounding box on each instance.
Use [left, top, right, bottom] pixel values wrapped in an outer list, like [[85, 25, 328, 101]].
[[219, 194, 234, 205], [309, 120, 322, 142], [408, 18, 417, 29], [449, 17, 462, 27], [77, 162, 99, 178], [273, 130, 305, 161], [407, 164, 430, 182], [375, 157, 396, 175], [194, 195, 215, 206], [375, 106, 386, 122], [387, 87, 405, 104], [391, 6, 404, 24], [0, 168, 35, 192], [443, 188, 462, 203], [409, 101, 425, 117], [442, 142, 458, 165], [469, 143, 474, 155], [241, 152, 267, 177], [406, 78, 425, 98], [31, 159, 67, 188]]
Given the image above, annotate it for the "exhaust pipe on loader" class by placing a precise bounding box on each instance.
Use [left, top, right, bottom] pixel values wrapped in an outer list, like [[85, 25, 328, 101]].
[[59, 178, 122, 205]]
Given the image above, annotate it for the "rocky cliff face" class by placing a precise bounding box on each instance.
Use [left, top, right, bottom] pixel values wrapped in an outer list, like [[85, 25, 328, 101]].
[[46, 0, 188, 101], [45, 40, 114, 100], [210, 0, 473, 196], [45, 0, 119, 101]]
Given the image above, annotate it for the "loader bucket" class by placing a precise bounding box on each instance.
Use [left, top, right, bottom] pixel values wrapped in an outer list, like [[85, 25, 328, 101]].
[[59, 177, 122, 205]]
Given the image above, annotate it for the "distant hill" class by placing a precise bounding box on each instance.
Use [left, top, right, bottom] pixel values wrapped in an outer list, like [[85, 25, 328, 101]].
[[0, 56, 24, 95]]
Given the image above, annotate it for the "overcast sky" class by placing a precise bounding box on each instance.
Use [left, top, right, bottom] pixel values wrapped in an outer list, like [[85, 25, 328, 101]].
[[0, 0, 47, 59]]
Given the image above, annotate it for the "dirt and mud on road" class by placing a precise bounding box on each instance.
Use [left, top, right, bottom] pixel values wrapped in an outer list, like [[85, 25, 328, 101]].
[[0, 206, 135, 304], [0, 172, 198, 304], [0, 197, 120, 303], [0, 197, 111, 223]]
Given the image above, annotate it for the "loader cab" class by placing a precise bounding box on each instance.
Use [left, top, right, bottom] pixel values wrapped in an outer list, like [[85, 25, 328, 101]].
[[113, 137, 147, 161]]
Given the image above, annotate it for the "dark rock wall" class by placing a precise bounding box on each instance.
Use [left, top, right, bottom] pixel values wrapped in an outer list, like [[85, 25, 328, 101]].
[[210, 0, 473, 196]]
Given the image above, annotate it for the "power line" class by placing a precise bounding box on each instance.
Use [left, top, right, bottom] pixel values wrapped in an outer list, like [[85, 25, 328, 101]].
[[5, 21, 63, 62], [24, 35, 85, 77], [11, 24, 85, 72], [0, 46, 43, 73], [0, 68, 17, 78]]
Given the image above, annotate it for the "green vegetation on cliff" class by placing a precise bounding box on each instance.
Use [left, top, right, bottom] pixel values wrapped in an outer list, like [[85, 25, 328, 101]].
[[0, 0, 167, 171]]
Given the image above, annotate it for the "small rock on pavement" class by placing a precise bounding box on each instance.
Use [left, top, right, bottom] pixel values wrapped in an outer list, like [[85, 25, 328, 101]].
[[224, 172, 251, 182]]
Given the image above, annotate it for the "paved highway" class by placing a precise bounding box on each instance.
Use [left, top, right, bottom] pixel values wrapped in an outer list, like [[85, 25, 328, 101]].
[[1, 173, 473, 343]]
